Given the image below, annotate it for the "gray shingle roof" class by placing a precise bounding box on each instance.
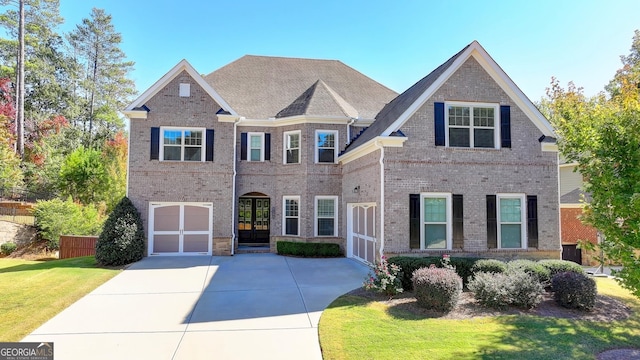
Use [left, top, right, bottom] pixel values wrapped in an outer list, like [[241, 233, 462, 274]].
[[204, 55, 397, 119], [561, 188, 592, 204], [342, 44, 470, 154]]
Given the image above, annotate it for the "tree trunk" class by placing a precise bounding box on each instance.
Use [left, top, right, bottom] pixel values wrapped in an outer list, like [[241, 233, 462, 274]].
[[16, 0, 25, 158]]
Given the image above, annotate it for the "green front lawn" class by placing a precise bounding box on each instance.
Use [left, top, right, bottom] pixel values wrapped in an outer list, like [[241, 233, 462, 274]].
[[0, 256, 121, 341], [319, 278, 640, 360]]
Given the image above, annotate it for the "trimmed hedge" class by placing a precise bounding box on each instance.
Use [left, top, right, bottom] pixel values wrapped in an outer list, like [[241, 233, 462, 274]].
[[388, 256, 480, 291], [538, 259, 584, 277], [276, 241, 342, 257], [472, 259, 507, 274], [412, 267, 462, 312]]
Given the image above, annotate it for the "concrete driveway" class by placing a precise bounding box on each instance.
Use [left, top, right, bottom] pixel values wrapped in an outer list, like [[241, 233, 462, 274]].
[[23, 254, 370, 360]]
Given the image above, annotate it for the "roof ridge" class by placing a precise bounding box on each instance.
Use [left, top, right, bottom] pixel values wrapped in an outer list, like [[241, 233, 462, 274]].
[[316, 80, 359, 118]]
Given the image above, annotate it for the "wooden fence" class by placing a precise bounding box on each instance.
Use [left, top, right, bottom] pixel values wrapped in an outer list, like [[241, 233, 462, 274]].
[[59, 235, 98, 259]]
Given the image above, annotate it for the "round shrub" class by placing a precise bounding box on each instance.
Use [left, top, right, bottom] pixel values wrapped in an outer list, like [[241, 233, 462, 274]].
[[551, 271, 597, 311], [468, 269, 543, 309], [507, 259, 551, 285], [412, 266, 462, 312], [1, 242, 17, 255], [95, 197, 145, 266], [538, 259, 584, 278], [472, 259, 507, 275]]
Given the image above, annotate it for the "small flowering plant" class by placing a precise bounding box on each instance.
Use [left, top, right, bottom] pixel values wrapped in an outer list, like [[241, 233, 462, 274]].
[[363, 256, 404, 296]]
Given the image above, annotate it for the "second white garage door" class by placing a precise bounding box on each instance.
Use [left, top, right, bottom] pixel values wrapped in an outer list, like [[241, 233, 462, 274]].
[[148, 202, 213, 255], [347, 203, 376, 264]]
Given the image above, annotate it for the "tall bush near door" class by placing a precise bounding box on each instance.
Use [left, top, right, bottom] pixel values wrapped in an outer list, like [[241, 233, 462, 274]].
[[95, 197, 145, 266]]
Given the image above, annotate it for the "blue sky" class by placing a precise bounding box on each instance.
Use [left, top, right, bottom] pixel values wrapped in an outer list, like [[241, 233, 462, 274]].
[[57, 0, 640, 102]]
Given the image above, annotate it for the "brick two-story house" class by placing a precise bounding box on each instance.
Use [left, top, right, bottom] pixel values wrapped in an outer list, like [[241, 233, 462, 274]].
[[124, 41, 561, 263]]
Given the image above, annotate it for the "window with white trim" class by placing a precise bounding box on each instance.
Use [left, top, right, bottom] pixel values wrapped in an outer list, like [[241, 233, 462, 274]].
[[283, 196, 300, 236], [284, 131, 301, 164], [498, 194, 526, 249], [446, 102, 499, 149], [248, 132, 264, 162], [315, 196, 338, 236], [421, 193, 452, 249], [315, 130, 338, 163], [161, 127, 204, 161]]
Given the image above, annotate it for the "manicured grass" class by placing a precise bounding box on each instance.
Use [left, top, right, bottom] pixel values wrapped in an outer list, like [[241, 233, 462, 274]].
[[319, 278, 640, 360], [0, 256, 121, 341]]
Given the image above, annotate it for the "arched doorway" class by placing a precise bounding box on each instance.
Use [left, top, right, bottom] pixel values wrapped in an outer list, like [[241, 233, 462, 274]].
[[238, 192, 270, 245]]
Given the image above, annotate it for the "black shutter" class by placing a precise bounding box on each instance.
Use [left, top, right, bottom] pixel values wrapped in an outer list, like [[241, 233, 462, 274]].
[[486, 195, 497, 249], [409, 194, 420, 249], [240, 132, 247, 160], [150, 127, 160, 160], [205, 129, 214, 162], [500, 105, 511, 148], [452, 194, 464, 249], [527, 195, 538, 248], [264, 133, 271, 161], [434, 102, 445, 146]]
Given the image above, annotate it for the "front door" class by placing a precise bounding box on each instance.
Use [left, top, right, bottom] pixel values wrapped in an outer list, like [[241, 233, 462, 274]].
[[238, 197, 270, 244]]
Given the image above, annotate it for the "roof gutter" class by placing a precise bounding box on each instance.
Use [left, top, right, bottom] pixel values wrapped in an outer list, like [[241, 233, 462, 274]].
[[374, 140, 385, 259], [230, 116, 245, 255], [346, 117, 357, 145]]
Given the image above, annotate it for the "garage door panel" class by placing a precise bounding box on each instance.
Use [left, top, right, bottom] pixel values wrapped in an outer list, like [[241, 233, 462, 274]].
[[348, 204, 376, 264], [183, 234, 209, 252], [366, 207, 375, 237], [367, 240, 375, 263], [154, 206, 180, 231], [358, 207, 365, 234], [184, 206, 210, 231], [154, 235, 180, 253]]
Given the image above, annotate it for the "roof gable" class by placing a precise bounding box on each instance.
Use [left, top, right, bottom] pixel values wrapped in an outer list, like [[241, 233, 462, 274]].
[[125, 59, 237, 115], [276, 80, 359, 118], [342, 41, 556, 155]]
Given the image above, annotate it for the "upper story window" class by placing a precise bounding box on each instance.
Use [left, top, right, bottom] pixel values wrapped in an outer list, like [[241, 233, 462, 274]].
[[284, 130, 301, 164], [248, 132, 265, 162], [162, 127, 204, 161], [315, 130, 338, 163], [446, 102, 500, 149]]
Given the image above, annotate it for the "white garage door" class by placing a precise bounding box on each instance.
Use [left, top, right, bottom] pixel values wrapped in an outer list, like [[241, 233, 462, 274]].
[[347, 203, 376, 264], [149, 203, 213, 255]]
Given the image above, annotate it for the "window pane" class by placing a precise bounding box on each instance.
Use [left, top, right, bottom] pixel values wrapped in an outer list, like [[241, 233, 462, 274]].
[[425, 224, 447, 249], [474, 129, 495, 148], [163, 130, 182, 145], [184, 130, 202, 146], [286, 149, 299, 164], [317, 132, 335, 148], [250, 135, 262, 148], [285, 218, 298, 235], [318, 149, 335, 163], [163, 146, 181, 160], [318, 218, 335, 236], [448, 106, 470, 126], [184, 147, 201, 161], [473, 107, 494, 127], [250, 148, 261, 161], [449, 128, 470, 147], [501, 224, 521, 248], [317, 199, 335, 216], [500, 198, 522, 222], [287, 133, 299, 149], [285, 199, 299, 216], [424, 198, 446, 222]]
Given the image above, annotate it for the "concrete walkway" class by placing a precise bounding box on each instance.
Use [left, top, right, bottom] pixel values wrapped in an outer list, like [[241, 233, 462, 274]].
[[23, 254, 370, 360]]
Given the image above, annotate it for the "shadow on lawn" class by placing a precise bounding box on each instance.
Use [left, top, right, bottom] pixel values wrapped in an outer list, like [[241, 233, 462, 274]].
[[0, 256, 102, 273], [453, 314, 640, 359]]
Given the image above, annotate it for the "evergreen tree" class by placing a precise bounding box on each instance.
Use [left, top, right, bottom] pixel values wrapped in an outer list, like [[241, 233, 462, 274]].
[[95, 197, 145, 266]]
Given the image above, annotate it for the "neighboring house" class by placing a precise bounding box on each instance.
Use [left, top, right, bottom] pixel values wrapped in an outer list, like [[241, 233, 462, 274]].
[[123, 41, 561, 263], [559, 160, 598, 265]]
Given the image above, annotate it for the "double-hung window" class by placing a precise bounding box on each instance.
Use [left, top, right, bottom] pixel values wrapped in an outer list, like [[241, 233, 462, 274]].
[[284, 131, 301, 164], [421, 193, 452, 249], [446, 102, 499, 149], [162, 127, 204, 161], [315, 130, 338, 163], [315, 196, 338, 236], [497, 194, 526, 248], [283, 196, 300, 236], [248, 132, 264, 162]]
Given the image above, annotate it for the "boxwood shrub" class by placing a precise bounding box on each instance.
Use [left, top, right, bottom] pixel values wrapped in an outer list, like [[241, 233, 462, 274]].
[[538, 259, 584, 278], [412, 266, 462, 312], [472, 259, 507, 275], [276, 241, 342, 257], [551, 271, 597, 311]]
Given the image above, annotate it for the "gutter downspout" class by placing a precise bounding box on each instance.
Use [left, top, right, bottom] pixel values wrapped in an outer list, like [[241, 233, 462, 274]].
[[375, 139, 385, 259], [230, 116, 245, 255], [346, 117, 357, 145]]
